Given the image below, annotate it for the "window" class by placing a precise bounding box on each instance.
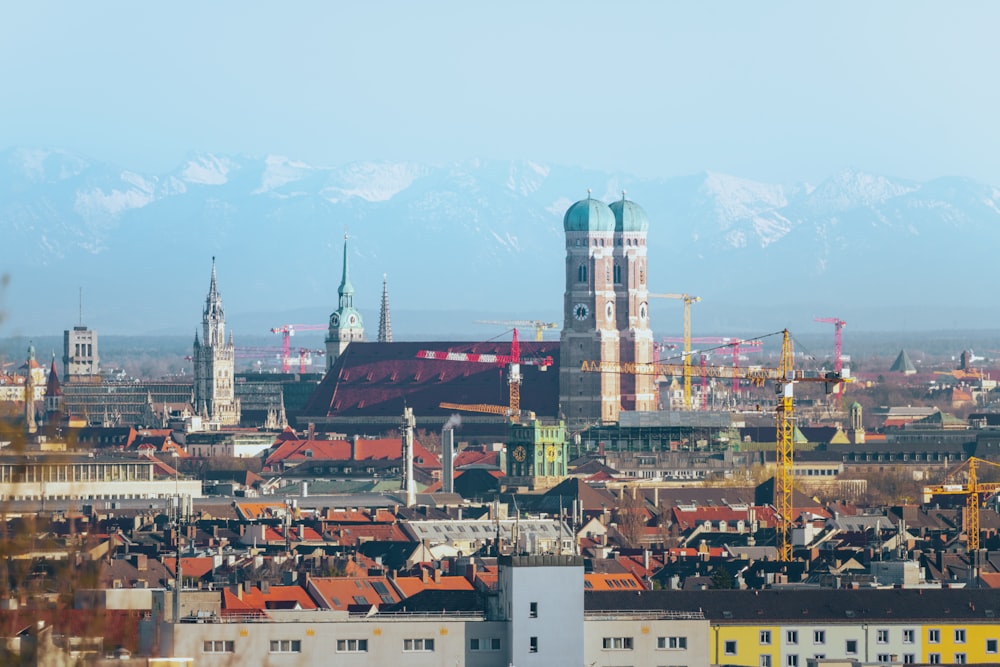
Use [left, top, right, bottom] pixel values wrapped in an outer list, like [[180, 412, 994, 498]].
[[955, 629, 966, 643], [846, 640, 858, 655], [336, 639, 367, 653], [877, 654, 893, 663], [786, 630, 798, 645], [903, 629, 915, 644], [403, 638, 434, 652], [786, 655, 798, 667], [760, 631, 772, 645], [903, 654, 915, 664], [602, 637, 634, 650], [577, 265, 587, 283], [203, 641, 234, 653], [877, 629, 889, 644], [955, 654, 967, 664], [760, 656, 772, 667], [470, 638, 501, 651], [724, 640, 737, 656], [929, 629, 941, 644], [529, 601, 538, 618], [529, 637, 538, 653], [658, 636, 687, 650], [928, 653, 941, 664], [988, 639, 999, 654], [813, 630, 825, 644], [269, 640, 301, 653], [613, 264, 622, 284]]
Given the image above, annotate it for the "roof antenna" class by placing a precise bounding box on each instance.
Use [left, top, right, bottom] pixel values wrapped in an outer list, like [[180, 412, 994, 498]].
[[78, 287, 84, 327]]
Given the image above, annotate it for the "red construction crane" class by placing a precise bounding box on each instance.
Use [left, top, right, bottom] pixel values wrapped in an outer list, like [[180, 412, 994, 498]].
[[662, 337, 763, 396], [416, 328, 553, 420], [270, 324, 327, 373], [814, 317, 846, 374]]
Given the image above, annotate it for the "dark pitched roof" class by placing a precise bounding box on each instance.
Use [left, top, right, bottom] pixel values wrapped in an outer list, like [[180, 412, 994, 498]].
[[301, 341, 560, 420], [585, 588, 1000, 622], [381, 589, 484, 614]]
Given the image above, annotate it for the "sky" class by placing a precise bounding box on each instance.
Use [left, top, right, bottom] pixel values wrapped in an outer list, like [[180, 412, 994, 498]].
[[3, 2, 1000, 185]]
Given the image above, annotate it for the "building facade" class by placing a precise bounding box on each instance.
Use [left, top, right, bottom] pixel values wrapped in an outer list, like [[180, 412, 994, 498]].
[[63, 325, 100, 381], [559, 194, 653, 428], [192, 259, 240, 426]]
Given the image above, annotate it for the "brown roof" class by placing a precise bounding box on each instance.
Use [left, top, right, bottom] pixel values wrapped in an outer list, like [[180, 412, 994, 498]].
[[301, 341, 560, 420]]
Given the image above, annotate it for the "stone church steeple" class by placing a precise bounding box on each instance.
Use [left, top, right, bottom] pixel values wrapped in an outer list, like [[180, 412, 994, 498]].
[[326, 235, 366, 370], [192, 258, 240, 426]]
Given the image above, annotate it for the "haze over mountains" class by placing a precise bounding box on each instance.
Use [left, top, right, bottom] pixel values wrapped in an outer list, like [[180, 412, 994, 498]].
[[2, 147, 998, 340]]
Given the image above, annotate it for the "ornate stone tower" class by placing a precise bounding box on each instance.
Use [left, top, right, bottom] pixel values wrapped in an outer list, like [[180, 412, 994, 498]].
[[558, 192, 621, 427], [610, 193, 655, 412], [192, 258, 240, 426], [326, 235, 366, 370]]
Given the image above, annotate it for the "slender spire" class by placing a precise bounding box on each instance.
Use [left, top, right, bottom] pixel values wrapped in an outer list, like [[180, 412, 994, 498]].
[[377, 273, 392, 343], [209, 256, 218, 299], [338, 234, 354, 308]]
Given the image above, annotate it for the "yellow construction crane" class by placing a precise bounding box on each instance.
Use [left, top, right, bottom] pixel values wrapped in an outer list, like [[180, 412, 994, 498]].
[[923, 456, 1000, 553], [582, 329, 847, 561], [475, 319, 559, 341], [649, 293, 700, 409]]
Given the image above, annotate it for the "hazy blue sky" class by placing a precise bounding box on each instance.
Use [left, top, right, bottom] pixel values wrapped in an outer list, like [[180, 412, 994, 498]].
[[2, 2, 999, 183]]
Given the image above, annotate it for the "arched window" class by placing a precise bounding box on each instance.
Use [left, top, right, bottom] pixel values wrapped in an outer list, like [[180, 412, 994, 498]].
[[577, 264, 587, 283], [613, 264, 622, 284]]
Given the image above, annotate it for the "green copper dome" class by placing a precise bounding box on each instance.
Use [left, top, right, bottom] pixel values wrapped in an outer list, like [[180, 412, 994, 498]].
[[563, 196, 615, 233], [609, 197, 649, 233]]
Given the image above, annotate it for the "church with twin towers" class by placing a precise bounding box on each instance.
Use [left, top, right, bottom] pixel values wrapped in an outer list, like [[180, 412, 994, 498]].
[[558, 192, 655, 427]]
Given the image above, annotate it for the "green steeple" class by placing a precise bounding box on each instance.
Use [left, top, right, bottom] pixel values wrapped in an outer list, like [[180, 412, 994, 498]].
[[338, 234, 354, 309]]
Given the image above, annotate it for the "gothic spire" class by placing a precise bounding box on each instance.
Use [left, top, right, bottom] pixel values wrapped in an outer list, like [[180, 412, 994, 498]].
[[378, 273, 392, 343], [203, 257, 225, 347], [338, 234, 354, 309]]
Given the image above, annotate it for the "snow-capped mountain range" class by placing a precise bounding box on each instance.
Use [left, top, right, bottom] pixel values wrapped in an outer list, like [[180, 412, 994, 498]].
[[2, 147, 998, 338]]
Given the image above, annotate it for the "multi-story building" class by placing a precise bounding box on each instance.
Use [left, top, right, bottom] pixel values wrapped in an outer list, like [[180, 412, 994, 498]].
[[192, 258, 240, 426]]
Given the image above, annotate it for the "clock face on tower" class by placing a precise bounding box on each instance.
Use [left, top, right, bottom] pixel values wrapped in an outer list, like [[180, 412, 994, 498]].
[[605, 302, 614, 322], [639, 302, 648, 320], [546, 445, 557, 462], [573, 303, 590, 321], [348, 314, 358, 326], [330, 313, 340, 327], [512, 445, 527, 462]]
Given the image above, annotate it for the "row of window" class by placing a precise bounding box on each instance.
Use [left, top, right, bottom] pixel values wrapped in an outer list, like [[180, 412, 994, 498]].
[[762, 653, 973, 666], [601, 636, 687, 651], [757, 628, 985, 647], [204, 638, 442, 655]]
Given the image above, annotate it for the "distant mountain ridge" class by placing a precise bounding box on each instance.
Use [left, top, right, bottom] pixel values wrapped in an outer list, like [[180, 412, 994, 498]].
[[2, 147, 998, 338]]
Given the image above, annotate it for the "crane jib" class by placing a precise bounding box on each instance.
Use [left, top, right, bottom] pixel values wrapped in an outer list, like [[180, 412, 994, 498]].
[[579, 360, 774, 382]]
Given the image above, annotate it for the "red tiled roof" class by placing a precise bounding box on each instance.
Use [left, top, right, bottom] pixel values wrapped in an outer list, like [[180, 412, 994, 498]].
[[242, 585, 318, 610], [301, 341, 560, 419], [393, 575, 475, 597], [308, 576, 402, 610], [265, 437, 440, 470], [584, 573, 645, 591], [164, 557, 215, 579]]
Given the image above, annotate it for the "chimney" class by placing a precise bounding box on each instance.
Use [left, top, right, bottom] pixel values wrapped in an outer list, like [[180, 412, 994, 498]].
[[230, 583, 243, 600], [351, 434, 359, 461], [465, 562, 477, 585], [421, 568, 429, 583], [260, 581, 270, 594], [433, 568, 441, 584], [307, 423, 315, 441], [133, 554, 147, 571]]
